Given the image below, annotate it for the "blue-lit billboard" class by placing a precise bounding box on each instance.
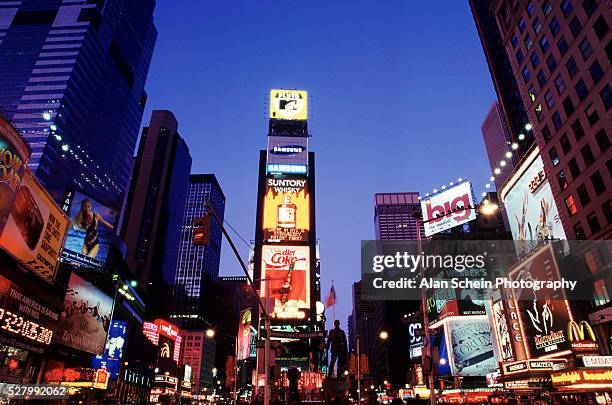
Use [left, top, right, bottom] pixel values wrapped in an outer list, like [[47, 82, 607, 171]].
[[91, 320, 127, 379]]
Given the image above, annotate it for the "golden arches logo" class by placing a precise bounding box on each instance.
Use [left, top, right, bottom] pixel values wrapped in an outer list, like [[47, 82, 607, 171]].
[[567, 320, 596, 342], [160, 342, 171, 358]]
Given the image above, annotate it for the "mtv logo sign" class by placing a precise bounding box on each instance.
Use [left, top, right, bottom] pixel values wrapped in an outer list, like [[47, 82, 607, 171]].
[[420, 181, 476, 237]]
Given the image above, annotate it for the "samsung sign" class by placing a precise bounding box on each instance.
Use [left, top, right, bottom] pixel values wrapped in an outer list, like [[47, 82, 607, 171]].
[[267, 164, 307, 174], [267, 136, 308, 175]]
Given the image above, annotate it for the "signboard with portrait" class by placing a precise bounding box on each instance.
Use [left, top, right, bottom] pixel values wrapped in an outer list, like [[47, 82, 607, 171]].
[[91, 320, 127, 379], [0, 168, 69, 282], [0, 116, 29, 236], [260, 245, 310, 320], [237, 308, 253, 361], [263, 177, 309, 243], [509, 245, 572, 358], [420, 181, 476, 237], [270, 89, 308, 121], [445, 318, 497, 376], [61, 189, 118, 269], [500, 149, 566, 256], [57, 273, 113, 354]]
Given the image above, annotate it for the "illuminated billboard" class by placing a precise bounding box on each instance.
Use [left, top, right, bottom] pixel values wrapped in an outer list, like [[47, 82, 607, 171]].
[[509, 244, 572, 358], [91, 320, 127, 379], [263, 177, 309, 243], [267, 136, 308, 175], [61, 189, 118, 268], [0, 116, 29, 235], [270, 89, 308, 120], [237, 308, 253, 361], [0, 168, 69, 282], [57, 272, 114, 354], [421, 181, 476, 237], [260, 245, 310, 320], [445, 318, 497, 376], [500, 148, 566, 255]]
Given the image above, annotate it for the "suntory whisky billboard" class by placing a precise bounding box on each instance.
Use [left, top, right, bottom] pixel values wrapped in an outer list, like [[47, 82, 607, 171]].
[[269, 89, 308, 121], [260, 245, 310, 320], [263, 176, 309, 243]]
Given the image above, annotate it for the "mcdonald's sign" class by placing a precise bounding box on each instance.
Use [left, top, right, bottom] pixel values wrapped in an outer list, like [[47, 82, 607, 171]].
[[567, 320, 599, 353]]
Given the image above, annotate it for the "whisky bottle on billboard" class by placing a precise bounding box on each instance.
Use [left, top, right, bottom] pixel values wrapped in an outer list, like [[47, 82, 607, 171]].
[[277, 196, 296, 228]]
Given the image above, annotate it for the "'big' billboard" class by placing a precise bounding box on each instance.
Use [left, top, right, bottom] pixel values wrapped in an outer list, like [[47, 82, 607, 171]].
[[421, 181, 476, 237], [263, 177, 309, 243], [260, 245, 310, 320]]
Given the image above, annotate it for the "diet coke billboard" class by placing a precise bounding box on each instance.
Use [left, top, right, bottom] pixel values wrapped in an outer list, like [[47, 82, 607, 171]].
[[421, 181, 476, 237]]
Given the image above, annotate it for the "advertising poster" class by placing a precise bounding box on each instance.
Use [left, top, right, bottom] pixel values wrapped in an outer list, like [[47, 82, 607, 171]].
[[270, 89, 308, 120], [501, 150, 566, 256], [421, 181, 476, 237], [61, 189, 118, 268], [509, 245, 572, 358], [237, 308, 252, 361], [0, 116, 29, 235], [91, 320, 127, 379], [445, 319, 497, 376], [0, 168, 69, 282], [157, 334, 177, 375], [263, 177, 309, 242], [260, 245, 310, 320], [408, 321, 423, 359], [267, 136, 308, 175], [426, 286, 458, 324], [57, 272, 113, 354], [491, 300, 514, 361]]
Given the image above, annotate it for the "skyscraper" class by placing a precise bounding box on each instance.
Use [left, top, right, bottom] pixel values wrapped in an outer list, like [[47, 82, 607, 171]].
[[0, 0, 157, 206], [478, 0, 611, 240], [121, 110, 192, 290], [481, 101, 515, 188], [374, 192, 424, 240], [173, 174, 225, 319]]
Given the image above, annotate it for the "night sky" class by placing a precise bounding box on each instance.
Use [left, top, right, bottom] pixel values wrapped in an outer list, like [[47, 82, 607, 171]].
[[143, 1, 497, 329]]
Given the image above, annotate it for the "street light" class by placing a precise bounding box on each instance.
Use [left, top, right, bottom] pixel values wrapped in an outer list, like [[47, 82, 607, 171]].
[[480, 202, 499, 216], [206, 329, 215, 338], [379, 331, 389, 340], [439, 358, 447, 365]]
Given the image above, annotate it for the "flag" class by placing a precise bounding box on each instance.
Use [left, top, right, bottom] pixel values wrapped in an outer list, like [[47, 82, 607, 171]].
[[325, 285, 336, 307]]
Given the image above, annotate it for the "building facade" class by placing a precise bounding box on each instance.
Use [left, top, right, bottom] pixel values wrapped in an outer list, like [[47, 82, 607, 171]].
[[486, 0, 611, 239], [481, 101, 516, 188], [121, 110, 191, 296], [0, 0, 157, 206], [374, 192, 424, 240], [179, 329, 216, 393]]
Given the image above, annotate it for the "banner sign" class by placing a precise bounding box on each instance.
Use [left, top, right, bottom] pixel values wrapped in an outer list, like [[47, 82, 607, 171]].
[[421, 181, 476, 237]]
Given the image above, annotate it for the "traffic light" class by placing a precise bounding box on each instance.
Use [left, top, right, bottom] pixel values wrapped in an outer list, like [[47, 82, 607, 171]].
[[192, 215, 211, 246]]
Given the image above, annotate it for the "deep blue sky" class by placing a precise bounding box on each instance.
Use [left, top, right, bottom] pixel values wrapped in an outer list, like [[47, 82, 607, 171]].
[[144, 1, 497, 329]]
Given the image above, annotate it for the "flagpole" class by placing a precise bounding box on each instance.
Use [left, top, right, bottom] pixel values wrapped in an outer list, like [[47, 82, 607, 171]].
[[332, 280, 336, 323]]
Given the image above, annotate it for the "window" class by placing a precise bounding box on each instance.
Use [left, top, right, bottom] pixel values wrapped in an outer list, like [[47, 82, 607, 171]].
[[549, 147, 560, 166], [537, 70, 547, 86], [518, 17, 527, 33], [565, 194, 578, 216], [591, 170, 606, 195], [594, 15, 609, 40], [516, 49, 524, 64], [563, 96, 575, 116], [573, 222, 586, 239], [600, 85, 611, 110], [539, 35, 550, 53], [587, 212, 601, 234], [560, 133, 572, 152], [569, 16, 582, 38], [583, 0, 597, 17], [545, 90, 555, 108], [536, 103, 543, 121], [566, 57, 578, 78], [546, 54, 557, 72], [526, 1, 535, 16], [542, 124, 553, 142], [577, 184, 591, 206], [550, 17, 561, 36], [522, 66, 531, 83], [530, 52, 540, 68], [586, 103, 600, 125], [581, 143, 595, 166], [588, 60, 604, 84], [571, 119, 585, 140], [525, 34, 533, 49], [575, 79, 588, 101], [542, 0, 553, 16], [528, 84, 537, 101], [552, 111, 563, 129], [579, 38, 593, 60], [561, 0, 574, 17], [533, 17, 542, 34], [558, 169, 568, 189], [606, 40, 612, 63], [603, 200, 612, 225], [595, 129, 610, 152], [555, 75, 566, 94], [557, 36, 569, 55], [511, 34, 519, 48], [568, 157, 581, 177]]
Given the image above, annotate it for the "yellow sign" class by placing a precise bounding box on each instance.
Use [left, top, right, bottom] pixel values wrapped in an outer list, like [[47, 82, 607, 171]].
[[567, 320, 596, 342], [270, 89, 308, 120]]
